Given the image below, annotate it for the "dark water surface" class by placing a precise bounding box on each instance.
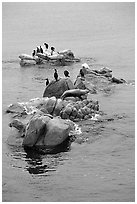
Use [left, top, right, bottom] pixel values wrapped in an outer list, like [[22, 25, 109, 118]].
[[2, 2, 135, 202]]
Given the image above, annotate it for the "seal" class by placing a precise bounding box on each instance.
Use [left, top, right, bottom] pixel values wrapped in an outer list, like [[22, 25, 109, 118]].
[[61, 89, 89, 100]]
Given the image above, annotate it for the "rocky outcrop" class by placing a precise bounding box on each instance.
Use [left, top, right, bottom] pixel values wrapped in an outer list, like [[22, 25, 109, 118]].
[[80, 63, 126, 84], [7, 94, 99, 149], [19, 50, 80, 67], [22, 115, 74, 148], [74, 76, 97, 94], [9, 114, 77, 148], [73, 63, 127, 96], [43, 78, 75, 98], [7, 96, 99, 122]]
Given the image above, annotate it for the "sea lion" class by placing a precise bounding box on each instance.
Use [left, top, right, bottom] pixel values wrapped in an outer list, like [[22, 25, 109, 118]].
[[61, 89, 89, 100]]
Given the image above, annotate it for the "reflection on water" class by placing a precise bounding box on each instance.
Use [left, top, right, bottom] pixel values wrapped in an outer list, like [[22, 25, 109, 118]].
[[25, 149, 49, 175], [7, 136, 73, 175]]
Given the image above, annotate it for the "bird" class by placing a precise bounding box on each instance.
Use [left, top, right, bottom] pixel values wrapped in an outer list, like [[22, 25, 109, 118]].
[[32, 49, 35, 57], [36, 47, 40, 53], [44, 43, 49, 50], [54, 69, 58, 81], [51, 46, 55, 55], [80, 69, 85, 77], [40, 46, 43, 54], [64, 70, 70, 78], [45, 78, 49, 86]]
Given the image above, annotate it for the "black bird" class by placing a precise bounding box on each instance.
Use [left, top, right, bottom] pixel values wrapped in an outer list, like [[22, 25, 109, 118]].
[[64, 70, 70, 78], [40, 46, 43, 54], [44, 43, 49, 50], [36, 47, 40, 53], [45, 78, 49, 86], [32, 50, 35, 57], [51, 46, 55, 55], [54, 69, 58, 81], [80, 69, 85, 77]]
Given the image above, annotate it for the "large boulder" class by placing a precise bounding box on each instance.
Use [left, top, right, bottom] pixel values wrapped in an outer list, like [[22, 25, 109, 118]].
[[43, 117, 72, 146], [21, 115, 74, 148], [43, 78, 74, 98]]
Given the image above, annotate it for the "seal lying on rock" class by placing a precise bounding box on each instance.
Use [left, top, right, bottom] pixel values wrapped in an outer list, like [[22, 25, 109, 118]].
[[61, 89, 89, 100]]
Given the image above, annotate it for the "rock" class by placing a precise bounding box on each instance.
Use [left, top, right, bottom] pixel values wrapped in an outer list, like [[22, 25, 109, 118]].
[[44, 117, 72, 147], [44, 96, 57, 114], [71, 107, 78, 118], [64, 104, 73, 116], [22, 115, 50, 147], [74, 76, 97, 94], [6, 103, 26, 115], [77, 109, 83, 119], [84, 115, 90, 120], [111, 77, 126, 84], [60, 111, 70, 119], [74, 77, 86, 89], [60, 103, 73, 119], [80, 107, 87, 115], [43, 78, 74, 98], [22, 115, 73, 148], [7, 97, 100, 123], [9, 119, 26, 137], [83, 99, 89, 106], [53, 98, 64, 116], [99, 67, 112, 73], [73, 103, 80, 111], [20, 59, 36, 66]]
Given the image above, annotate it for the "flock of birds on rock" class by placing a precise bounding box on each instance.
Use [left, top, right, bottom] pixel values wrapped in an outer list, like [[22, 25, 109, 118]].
[[45, 69, 71, 86]]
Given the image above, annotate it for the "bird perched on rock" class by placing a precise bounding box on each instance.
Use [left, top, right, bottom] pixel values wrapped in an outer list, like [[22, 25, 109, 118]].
[[64, 70, 70, 78], [80, 69, 85, 77], [54, 69, 58, 81], [40, 46, 43, 54], [44, 43, 49, 50], [45, 78, 49, 86], [32, 49, 36, 57], [51, 46, 55, 55]]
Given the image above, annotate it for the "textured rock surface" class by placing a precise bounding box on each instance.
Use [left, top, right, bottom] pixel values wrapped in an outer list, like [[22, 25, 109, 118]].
[[43, 78, 74, 98], [7, 96, 99, 122], [22, 115, 72, 148]]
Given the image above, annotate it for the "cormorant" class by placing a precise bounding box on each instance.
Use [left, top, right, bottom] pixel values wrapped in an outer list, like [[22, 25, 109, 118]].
[[54, 69, 58, 81], [64, 70, 70, 78], [32, 50, 35, 57], [51, 46, 55, 55], [36, 47, 40, 53], [80, 69, 85, 77], [44, 43, 49, 50], [45, 78, 49, 86], [40, 46, 43, 54]]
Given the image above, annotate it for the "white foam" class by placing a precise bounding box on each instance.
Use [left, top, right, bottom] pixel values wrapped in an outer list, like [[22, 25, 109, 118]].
[[69, 123, 82, 136], [90, 113, 100, 121]]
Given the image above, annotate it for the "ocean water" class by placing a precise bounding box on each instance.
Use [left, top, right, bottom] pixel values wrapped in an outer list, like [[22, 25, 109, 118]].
[[2, 2, 135, 202]]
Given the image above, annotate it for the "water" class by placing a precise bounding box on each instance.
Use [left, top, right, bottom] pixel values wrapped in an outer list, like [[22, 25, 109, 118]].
[[2, 2, 135, 202]]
